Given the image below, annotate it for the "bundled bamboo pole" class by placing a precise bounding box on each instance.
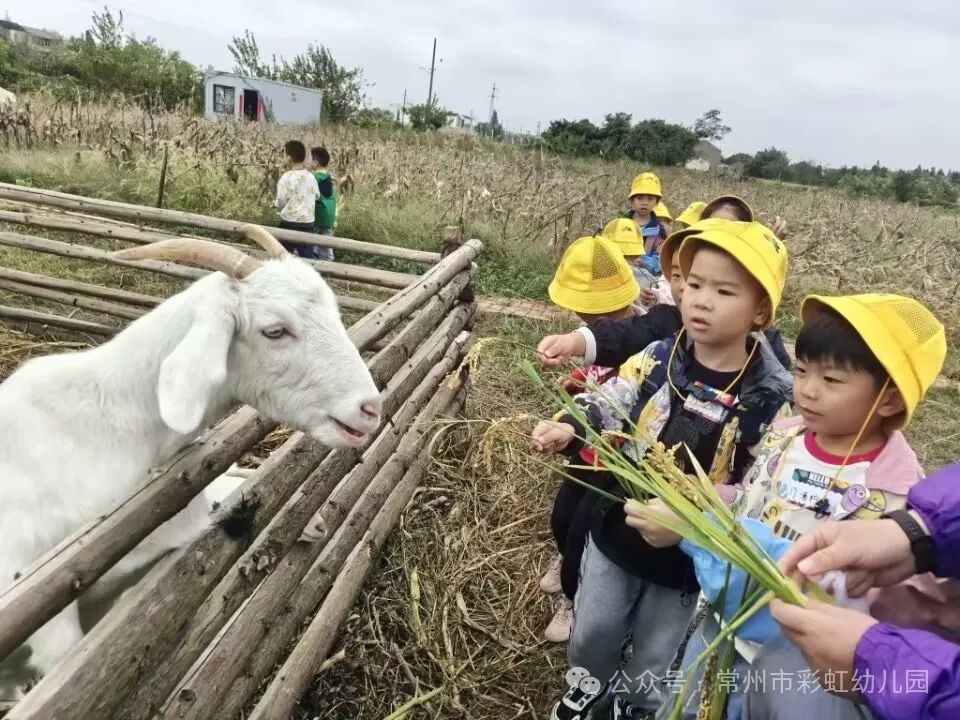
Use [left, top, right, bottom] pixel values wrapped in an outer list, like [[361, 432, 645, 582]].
[[0, 230, 204, 280], [0, 183, 442, 264], [0, 305, 118, 337], [350, 239, 481, 350], [368, 271, 472, 386], [0, 208, 419, 290], [0, 237, 385, 318], [0, 278, 145, 321], [156, 329, 471, 720], [247, 376, 468, 720], [5, 306, 474, 720], [0, 267, 161, 308]]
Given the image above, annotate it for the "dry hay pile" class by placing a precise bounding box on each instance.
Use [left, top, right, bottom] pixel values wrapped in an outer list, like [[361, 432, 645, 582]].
[[299, 318, 572, 720], [0, 326, 88, 379]]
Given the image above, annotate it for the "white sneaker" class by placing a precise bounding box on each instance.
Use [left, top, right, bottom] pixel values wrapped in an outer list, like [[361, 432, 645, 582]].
[[539, 553, 563, 594], [544, 598, 574, 643]]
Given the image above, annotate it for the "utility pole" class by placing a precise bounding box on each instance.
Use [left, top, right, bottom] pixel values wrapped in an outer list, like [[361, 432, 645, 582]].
[[426, 38, 437, 107], [401, 88, 407, 124], [488, 82, 497, 122]]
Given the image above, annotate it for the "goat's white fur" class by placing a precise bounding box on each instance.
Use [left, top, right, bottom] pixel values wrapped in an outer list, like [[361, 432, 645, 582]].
[[0, 253, 380, 698]]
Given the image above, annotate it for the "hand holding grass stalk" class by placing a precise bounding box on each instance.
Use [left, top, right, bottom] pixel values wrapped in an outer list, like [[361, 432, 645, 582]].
[[624, 498, 683, 548], [531, 420, 575, 454]]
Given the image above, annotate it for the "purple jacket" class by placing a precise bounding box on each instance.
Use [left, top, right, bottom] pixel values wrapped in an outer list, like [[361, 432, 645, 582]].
[[855, 463, 960, 718]]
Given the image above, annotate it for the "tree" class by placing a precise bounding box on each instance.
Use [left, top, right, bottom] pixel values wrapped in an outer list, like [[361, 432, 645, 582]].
[[723, 152, 753, 166], [596, 112, 631, 157], [227, 31, 365, 122], [407, 102, 453, 131], [277, 44, 364, 122], [623, 119, 699, 165], [352, 107, 395, 129], [541, 118, 606, 156], [227, 29, 274, 78], [892, 170, 917, 203], [694, 109, 731, 142], [26, 8, 202, 109], [745, 147, 791, 180]]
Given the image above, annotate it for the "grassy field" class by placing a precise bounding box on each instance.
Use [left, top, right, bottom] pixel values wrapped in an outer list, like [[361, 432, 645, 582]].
[[2, 98, 960, 718]]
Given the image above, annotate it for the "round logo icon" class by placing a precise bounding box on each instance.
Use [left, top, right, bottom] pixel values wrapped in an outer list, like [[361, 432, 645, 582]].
[[565, 667, 591, 689]]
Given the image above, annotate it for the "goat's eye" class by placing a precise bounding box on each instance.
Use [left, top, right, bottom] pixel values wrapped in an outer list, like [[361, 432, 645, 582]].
[[261, 326, 289, 340]]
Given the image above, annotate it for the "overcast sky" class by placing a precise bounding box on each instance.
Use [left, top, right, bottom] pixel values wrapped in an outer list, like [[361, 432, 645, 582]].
[[6, 0, 960, 169]]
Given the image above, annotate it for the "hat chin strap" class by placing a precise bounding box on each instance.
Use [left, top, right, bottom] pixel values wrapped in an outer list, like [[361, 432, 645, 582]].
[[830, 376, 892, 487]]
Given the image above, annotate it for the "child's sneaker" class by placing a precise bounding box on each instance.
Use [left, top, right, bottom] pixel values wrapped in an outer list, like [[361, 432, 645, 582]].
[[539, 554, 563, 594], [550, 686, 607, 720], [544, 597, 574, 643], [611, 696, 652, 719]]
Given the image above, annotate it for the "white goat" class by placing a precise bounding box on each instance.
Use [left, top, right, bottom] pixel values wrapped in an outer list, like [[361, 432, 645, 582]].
[[0, 227, 381, 700]]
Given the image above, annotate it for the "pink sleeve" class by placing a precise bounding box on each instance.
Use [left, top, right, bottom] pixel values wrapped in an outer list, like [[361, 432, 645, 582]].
[[868, 576, 960, 641], [714, 483, 739, 505], [655, 280, 675, 307]]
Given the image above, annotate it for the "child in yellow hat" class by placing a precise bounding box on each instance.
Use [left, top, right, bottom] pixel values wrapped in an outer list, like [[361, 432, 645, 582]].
[[629, 293, 948, 720], [701, 194, 790, 237], [623, 172, 668, 274], [601, 218, 673, 313], [534, 221, 793, 718], [540, 235, 641, 644], [675, 201, 707, 229], [538, 218, 792, 374]]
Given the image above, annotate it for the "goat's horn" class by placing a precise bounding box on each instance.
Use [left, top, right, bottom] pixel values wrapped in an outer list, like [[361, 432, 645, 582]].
[[114, 239, 262, 279], [241, 224, 288, 259]]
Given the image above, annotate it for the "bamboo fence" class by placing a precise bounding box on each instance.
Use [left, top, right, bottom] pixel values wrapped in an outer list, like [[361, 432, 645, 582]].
[[0, 188, 479, 720]]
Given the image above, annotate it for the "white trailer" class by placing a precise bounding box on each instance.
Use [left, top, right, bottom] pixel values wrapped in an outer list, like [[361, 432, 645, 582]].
[[203, 72, 324, 124]]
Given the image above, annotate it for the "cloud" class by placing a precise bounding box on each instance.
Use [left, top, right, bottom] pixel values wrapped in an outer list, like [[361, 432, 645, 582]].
[[5, 0, 960, 168]]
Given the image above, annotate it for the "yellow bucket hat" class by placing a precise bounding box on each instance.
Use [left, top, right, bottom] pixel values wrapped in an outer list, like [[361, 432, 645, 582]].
[[549, 235, 640, 314], [602, 217, 645, 257], [628, 172, 662, 200], [801, 294, 946, 427], [654, 201, 673, 221], [674, 219, 788, 326], [703, 195, 755, 222], [676, 201, 707, 228]]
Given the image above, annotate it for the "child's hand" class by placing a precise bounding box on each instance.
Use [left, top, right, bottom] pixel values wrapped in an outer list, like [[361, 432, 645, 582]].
[[531, 421, 575, 454], [537, 332, 586, 368], [772, 216, 789, 239], [639, 288, 659, 307], [624, 498, 683, 548]]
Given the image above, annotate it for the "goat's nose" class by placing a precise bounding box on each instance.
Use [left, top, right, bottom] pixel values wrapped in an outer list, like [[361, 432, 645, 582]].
[[361, 397, 382, 421]]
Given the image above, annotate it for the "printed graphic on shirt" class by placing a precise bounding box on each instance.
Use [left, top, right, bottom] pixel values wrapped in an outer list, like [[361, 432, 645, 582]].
[[744, 431, 904, 541]]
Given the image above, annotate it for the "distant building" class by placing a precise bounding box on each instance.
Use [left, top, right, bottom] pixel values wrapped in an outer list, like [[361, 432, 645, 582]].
[[685, 139, 723, 171], [203, 72, 324, 124], [0, 18, 64, 50]]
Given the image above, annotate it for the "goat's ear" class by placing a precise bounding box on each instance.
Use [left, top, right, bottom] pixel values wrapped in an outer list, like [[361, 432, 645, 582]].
[[157, 304, 236, 434]]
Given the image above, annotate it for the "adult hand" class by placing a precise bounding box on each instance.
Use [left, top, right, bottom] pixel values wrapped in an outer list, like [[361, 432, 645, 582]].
[[778, 518, 916, 597], [531, 421, 575, 454], [624, 498, 683, 548], [769, 599, 878, 697], [536, 333, 586, 368]]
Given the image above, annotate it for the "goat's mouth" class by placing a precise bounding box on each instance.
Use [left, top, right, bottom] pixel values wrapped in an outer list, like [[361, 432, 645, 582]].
[[331, 417, 370, 446]]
